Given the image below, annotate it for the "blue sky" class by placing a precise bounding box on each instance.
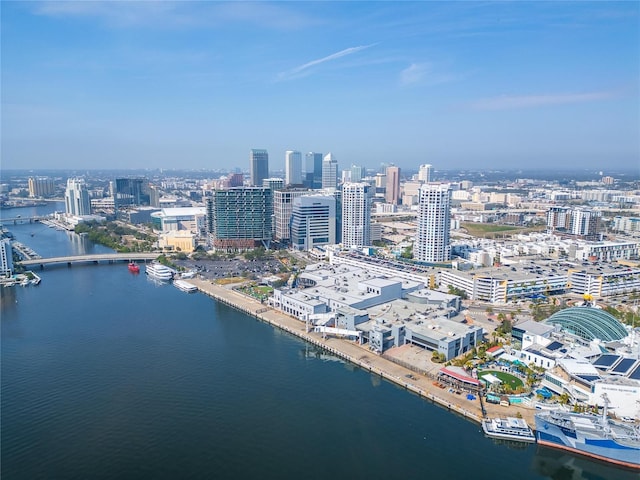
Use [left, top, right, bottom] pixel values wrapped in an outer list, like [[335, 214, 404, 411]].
[[2, 1, 638, 172]]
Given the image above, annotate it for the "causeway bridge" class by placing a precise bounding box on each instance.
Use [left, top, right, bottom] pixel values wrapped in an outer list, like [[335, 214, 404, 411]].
[[20, 253, 160, 268]]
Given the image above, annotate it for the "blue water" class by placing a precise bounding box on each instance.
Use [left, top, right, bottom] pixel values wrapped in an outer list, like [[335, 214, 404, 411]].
[[1, 209, 635, 480]]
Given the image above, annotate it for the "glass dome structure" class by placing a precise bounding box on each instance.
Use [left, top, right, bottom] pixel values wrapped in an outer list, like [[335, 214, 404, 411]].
[[543, 307, 628, 342]]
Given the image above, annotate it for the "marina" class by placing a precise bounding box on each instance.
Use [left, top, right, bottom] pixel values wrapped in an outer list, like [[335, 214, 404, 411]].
[[173, 279, 198, 293]]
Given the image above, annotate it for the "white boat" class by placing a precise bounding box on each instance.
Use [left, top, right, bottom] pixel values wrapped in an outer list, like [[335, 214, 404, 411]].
[[482, 417, 536, 443], [173, 279, 197, 293], [179, 270, 196, 279], [145, 263, 175, 281]]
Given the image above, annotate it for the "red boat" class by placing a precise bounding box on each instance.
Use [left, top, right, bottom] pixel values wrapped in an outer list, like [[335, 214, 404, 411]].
[[128, 262, 140, 273]]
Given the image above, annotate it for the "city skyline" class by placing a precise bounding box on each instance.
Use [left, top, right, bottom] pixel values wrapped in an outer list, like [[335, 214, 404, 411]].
[[2, 2, 639, 171]]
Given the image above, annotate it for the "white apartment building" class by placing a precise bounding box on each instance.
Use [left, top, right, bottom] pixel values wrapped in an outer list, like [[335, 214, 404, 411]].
[[290, 194, 336, 250], [64, 178, 91, 216], [341, 182, 372, 248], [414, 183, 451, 263], [321, 153, 338, 189]]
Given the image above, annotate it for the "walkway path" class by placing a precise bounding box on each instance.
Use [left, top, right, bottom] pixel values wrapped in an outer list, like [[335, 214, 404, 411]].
[[188, 278, 537, 428]]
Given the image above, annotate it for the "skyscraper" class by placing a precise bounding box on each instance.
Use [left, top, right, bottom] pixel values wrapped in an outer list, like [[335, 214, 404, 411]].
[[206, 187, 273, 251], [414, 183, 451, 263], [0, 238, 13, 277], [250, 149, 269, 186], [385, 166, 401, 205], [28, 177, 55, 198], [304, 152, 323, 189], [350, 165, 366, 183], [285, 150, 302, 186], [418, 164, 433, 183], [341, 182, 372, 248], [290, 194, 336, 250], [273, 188, 309, 242], [64, 178, 91, 216], [115, 178, 148, 207], [322, 153, 338, 189]]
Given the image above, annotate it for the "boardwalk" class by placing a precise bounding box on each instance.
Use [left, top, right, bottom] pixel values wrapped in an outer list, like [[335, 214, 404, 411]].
[[20, 253, 159, 267], [187, 278, 538, 428]]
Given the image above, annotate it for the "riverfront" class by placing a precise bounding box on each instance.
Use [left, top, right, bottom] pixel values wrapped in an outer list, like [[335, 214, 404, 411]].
[[2, 214, 637, 479]]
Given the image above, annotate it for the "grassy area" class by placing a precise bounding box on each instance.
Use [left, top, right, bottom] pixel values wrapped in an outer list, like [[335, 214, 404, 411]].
[[480, 370, 524, 389], [461, 222, 545, 238]]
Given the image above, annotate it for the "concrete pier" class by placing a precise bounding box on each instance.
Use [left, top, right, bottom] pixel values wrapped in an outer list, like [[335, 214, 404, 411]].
[[188, 278, 537, 427]]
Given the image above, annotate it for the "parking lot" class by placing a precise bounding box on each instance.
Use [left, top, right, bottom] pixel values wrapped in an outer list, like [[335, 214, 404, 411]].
[[175, 257, 285, 281]]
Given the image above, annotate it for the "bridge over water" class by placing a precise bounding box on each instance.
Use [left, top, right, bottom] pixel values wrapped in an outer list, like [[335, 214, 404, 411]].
[[20, 253, 160, 268]]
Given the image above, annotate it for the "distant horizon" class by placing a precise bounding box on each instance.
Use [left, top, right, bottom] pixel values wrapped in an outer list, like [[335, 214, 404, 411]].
[[2, 2, 638, 171]]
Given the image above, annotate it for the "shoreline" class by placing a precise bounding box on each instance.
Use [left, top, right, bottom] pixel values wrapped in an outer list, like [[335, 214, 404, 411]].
[[188, 278, 537, 428]]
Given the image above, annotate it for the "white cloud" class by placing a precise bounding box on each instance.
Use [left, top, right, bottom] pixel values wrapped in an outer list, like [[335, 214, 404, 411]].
[[470, 91, 615, 110], [278, 44, 376, 81], [399, 62, 463, 87]]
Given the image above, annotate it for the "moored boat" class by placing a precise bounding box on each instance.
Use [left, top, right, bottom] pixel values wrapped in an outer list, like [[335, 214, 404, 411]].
[[145, 263, 175, 281], [174, 279, 197, 293], [481, 417, 536, 443], [535, 395, 640, 470]]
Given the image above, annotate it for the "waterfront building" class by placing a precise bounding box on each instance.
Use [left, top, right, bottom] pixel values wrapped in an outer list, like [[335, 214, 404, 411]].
[[290, 194, 336, 250], [64, 178, 91, 216], [115, 178, 148, 207], [273, 188, 310, 242], [385, 166, 401, 205], [285, 150, 303, 186], [414, 183, 451, 263], [206, 187, 273, 251], [341, 182, 372, 248], [28, 177, 55, 198], [305, 152, 323, 189], [250, 149, 269, 187], [322, 153, 338, 189], [0, 238, 13, 277], [418, 164, 433, 183], [150, 207, 206, 235]]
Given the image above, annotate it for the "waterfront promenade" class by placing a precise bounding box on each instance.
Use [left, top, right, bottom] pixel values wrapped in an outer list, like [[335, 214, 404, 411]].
[[188, 278, 537, 428]]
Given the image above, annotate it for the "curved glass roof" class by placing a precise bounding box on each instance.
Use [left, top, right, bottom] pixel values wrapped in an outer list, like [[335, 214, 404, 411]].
[[543, 307, 628, 342]]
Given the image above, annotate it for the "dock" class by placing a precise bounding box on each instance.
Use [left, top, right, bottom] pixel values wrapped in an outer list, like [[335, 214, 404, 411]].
[[187, 278, 537, 427]]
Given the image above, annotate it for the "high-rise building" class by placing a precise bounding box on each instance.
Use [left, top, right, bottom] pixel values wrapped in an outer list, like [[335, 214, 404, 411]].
[[115, 178, 148, 207], [418, 164, 433, 183], [273, 188, 310, 242], [304, 152, 323, 189], [290, 194, 336, 250], [263, 178, 285, 192], [414, 183, 451, 263], [0, 238, 13, 277], [28, 177, 55, 198], [546, 206, 601, 240], [341, 182, 372, 248], [385, 166, 401, 205], [350, 165, 366, 183], [205, 187, 273, 251], [250, 149, 269, 186], [64, 178, 91, 216], [285, 150, 302, 186], [225, 173, 244, 188], [322, 153, 338, 189]]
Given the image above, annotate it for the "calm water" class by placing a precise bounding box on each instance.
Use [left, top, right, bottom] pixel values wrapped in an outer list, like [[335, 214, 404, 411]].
[[1, 210, 635, 480]]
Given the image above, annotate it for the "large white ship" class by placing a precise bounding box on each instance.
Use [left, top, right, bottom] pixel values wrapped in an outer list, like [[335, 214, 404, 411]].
[[145, 263, 175, 281]]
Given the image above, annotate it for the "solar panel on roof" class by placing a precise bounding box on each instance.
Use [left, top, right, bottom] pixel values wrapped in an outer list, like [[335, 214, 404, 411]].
[[546, 341, 563, 351], [612, 358, 637, 374], [629, 364, 640, 380], [577, 375, 600, 383], [593, 354, 619, 367]]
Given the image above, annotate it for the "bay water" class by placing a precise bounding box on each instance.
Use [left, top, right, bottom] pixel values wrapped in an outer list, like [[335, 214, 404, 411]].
[[1, 205, 633, 479]]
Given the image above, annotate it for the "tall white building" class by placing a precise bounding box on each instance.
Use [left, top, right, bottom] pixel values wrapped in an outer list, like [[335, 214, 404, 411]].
[[64, 178, 91, 216], [414, 183, 451, 263], [0, 238, 13, 277], [322, 153, 338, 189], [285, 150, 302, 186], [290, 194, 336, 250], [418, 164, 433, 183], [341, 182, 372, 248], [273, 189, 310, 242]]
